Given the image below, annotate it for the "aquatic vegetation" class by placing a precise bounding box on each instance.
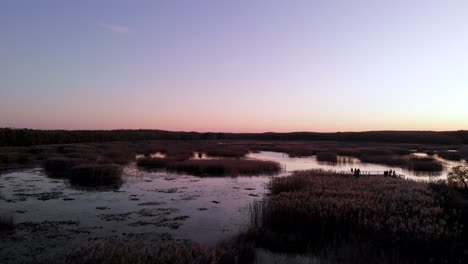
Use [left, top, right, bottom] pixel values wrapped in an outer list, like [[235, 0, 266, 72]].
[[0, 151, 34, 164], [204, 146, 249, 158], [0, 214, 14, 231], [438, 150, 462, 161], [251, 169, 461, 257], [166, 159, 281, 176], [43, 157, 84, 177], [69, 164, 123, 187], [136, 153, 282, 176], [251, 144, 317, 157], [65, 239, 254, 264], [136, 157, 168, 169], [408, 157, 444, 172], [100, 148, 135, 165], [359, 154, 406, 166], [65, 240, 210, 264], [316, 152, 338, 162]]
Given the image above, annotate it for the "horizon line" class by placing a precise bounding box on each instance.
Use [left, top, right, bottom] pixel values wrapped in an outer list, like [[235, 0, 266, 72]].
[[1, 127, 467, 134]]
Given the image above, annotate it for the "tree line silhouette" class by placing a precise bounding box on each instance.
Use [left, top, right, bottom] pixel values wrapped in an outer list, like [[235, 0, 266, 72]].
[[0, 128, 467, 147]]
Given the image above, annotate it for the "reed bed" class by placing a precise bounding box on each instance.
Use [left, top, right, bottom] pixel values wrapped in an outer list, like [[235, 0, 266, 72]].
[[438, 151, 462, 161], [0, 152, 34, 164], [203, 146, 249, 158], [65, 239, 255, 264], [166, 159, 282, 176], [316, 152, 338, 162], [359, 155, 406, 166], [136, 157, 169, 169], [44, 157, 85, 177], [251, 144, 317, 157], [69, 164, 123, 187], [251, 169, 460, 256], [408, 157, 444, 172]]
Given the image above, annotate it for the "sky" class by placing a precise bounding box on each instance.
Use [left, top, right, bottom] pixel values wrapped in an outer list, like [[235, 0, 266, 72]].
[[1, 0, 467, 132]]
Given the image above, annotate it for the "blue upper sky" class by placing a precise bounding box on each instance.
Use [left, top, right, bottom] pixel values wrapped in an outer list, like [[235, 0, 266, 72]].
[[1, 0, 467, 132]]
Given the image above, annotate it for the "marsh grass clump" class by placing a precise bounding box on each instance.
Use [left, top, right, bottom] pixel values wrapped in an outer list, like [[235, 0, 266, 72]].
[[166, 159, 281, 176], [359, 154, 406, 166], [65, 239, 254, 264], [0, 151, 34, 164], [253, 144, 317, 157], [203, 146, 249, 158], [316, 152, 338, 162], [69, 164, 123, 187], [43, 157, 84, 177], [66, 240, 210, 264], [438, 151, 462, 161], [250, 170, 461, 260], [357, 148, 396, 156], [408, 157, 444, 172], [97, 144, 137, 164], [0, 214, 15, 231], [136, 157, 168, 169]]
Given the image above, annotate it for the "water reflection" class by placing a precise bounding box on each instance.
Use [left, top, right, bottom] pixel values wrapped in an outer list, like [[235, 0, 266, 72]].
[[247, 151, 466, 181], [135, 152, 166, 159]]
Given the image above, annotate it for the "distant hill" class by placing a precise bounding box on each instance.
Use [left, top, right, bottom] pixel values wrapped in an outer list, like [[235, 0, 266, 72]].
[[0, 128, 467, 146]]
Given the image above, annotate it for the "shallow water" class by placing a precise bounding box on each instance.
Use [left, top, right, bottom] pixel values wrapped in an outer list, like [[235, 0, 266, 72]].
[[0, 164, 271, 262], [0, 151, 466, 262], [247, 151, 466, 181]]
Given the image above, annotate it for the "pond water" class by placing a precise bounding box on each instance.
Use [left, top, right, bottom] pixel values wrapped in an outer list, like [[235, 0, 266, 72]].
[[0, 151, 466, 263], [247, 151, 465, 181], [0, 166, 269, 262]]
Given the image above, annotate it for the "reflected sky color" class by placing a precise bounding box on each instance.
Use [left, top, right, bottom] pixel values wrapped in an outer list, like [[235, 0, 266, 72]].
[[1, 0, 467, 132]]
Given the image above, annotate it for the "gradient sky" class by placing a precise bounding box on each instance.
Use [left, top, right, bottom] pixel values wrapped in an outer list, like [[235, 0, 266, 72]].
[[1, 0, 467, 132]]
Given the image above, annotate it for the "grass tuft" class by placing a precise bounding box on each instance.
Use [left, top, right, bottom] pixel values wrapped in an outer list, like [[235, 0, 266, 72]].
[[69, 164, 123, 187]]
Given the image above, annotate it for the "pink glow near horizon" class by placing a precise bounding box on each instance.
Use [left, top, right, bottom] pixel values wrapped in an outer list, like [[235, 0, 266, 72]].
[[1, 1, 467, 132]]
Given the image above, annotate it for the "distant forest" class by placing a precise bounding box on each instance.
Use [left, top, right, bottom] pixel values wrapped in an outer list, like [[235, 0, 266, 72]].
[[0, 128, 467, 146]]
